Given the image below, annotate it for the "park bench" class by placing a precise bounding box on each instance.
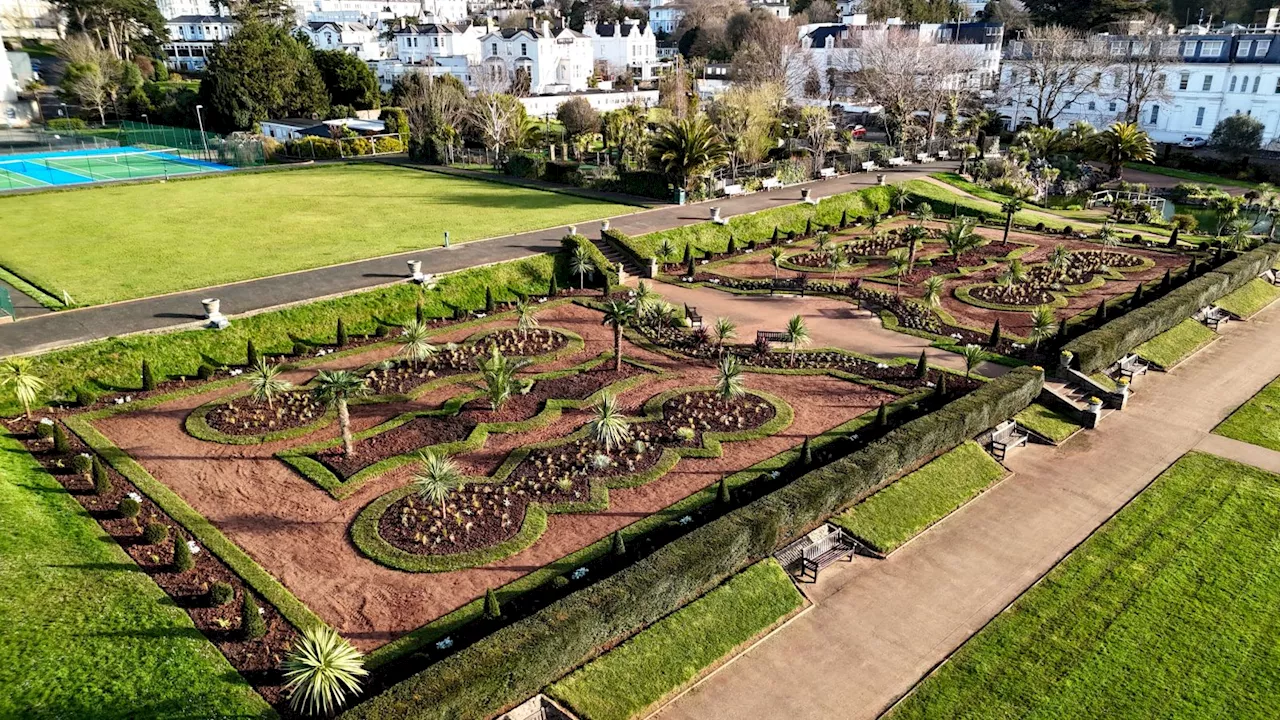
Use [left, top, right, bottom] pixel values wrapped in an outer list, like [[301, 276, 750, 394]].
[[819, 167, 837, 180], [684, 303, 703, 328], [915, 153, 932, 163], [761, 177, 783, 191], [1116, 354, 1148, 379], [1195, 305, 1230, 331], [1263, 269, 1280, 286], [769, 274, 808, 296], [756, 330, 793, 345], [775, 524, 861, 582], [936, 150, 951, 160], [860, 160, 878, 172], [722, 183, 745, 198], [887, 156, 907, 167], [990, 419, 1028, 461]]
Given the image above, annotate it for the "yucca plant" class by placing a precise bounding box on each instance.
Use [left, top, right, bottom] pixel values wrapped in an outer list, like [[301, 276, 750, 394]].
[[1048, 245, 1071, 278], [570, 244, 593, 290], [475, 345, 530, 410], [786, 314, 810, 367], [586, 393, 630, 452], [770, 246, 785, 279], [1029, 305, 1058, 350], [246, 358, 292, 409], [959, 344, 988, 378], [600, 299, 636, 372], [921, 276, 945, 307], [716, 355, 745, 399], [281, 624, 369, 717], [888, 248, 913, 296], [827, 246, 851, 282], [515, 298, 539, 337], [1000, 197, 1024, 244], [658, 239, 677, 264], [312, 370, 369, 456], [633, 280, 658, 311], [712, 316, 737, 355], [397, 319, 438, 367], [413, 450, 463, 518], [0, 358, 44, 419], [901, 224, 928, 267]]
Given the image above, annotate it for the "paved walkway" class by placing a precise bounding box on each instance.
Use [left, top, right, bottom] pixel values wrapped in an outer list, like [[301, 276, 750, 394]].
[[657, 301, 1280, 720], [0, 161, 955, 357]]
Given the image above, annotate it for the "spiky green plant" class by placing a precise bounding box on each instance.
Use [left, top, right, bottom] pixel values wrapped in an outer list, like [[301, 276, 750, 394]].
[[770, 246, 785, 279], [649, 114, 730, 191], [413, 450, 463, 518], [1029, 305, 1058, 350], [1048, 244, 1071, 277], [586, 392, 630, 452], [712, 316, 737, 354], [570, 244, 592, 290], [922, 276, 945, 307], [959, 344, 988, 378], [942, 219, 981, 259], [827, 246, 851, 282], [1000, 197, 1024, 244], [716, 355, 745, 399], [312, 370, 369, 456], [0, 358, 44, 419], [397, 319, 438, 367], [888, 248, 913, 296], [632, 280, 658, 312], [1088, 121, 1155, 180], [475, 345, 531, 410], [658, 238, 677, 263], [246, 358, 292, 409], [281, 624, 369, 717], [515, 298, 539, 337], [786, 314, 810, 367]]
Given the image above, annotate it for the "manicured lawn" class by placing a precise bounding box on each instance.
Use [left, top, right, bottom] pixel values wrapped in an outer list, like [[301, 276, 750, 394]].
[[0, 163, 627, 305], [902, 180, 1070, 230], [1014, 403, 1082, 443], [1127, 162, 1260, 189], [0, 254, 560, 415], [548, 559, 804, 720], [890, 451, 1280, 720], [1215, 375, 1280, 452], [1216, 277, 1280, 318], [0, 432, 270, 719], [1135, 317, 1218, 369], [832, 441, 1006, 553]]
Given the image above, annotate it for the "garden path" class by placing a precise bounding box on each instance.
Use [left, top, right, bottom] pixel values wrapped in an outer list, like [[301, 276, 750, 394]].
[[657, 298, 1280, 720]]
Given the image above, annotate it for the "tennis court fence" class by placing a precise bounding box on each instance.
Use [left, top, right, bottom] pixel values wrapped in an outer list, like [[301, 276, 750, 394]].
[[0, 147, 233, 191], [0, 122, 267, 168]]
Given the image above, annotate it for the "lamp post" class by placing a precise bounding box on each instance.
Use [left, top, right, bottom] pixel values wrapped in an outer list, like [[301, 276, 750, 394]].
[[195, 104, 211, 158], [142, 113, 151, 130], [59, 102, 66, 118]]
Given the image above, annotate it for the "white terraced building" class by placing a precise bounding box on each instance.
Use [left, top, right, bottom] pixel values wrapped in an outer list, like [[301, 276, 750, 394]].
[[378, 21, 487, 89], [479, 19, 592, 94], [582, 19, 659, 80], [301, 20, 383, 60]]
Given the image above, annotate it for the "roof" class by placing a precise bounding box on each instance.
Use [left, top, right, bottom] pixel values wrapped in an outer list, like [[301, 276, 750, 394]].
[[808, 25, 844, 46], [593, 21, 648, 37], [166, 14, 235, 23], [263, 118, 325, 129], [307, 21, 373, 33], [399, 22, 471, 35]]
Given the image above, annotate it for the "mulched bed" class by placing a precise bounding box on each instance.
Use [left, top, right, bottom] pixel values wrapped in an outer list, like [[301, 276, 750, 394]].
[[204, 391, 326, 437], [3, 416, 295, 712], [897, 244, 1011, 284], [377, 390, 776, 558], [318, 364, 647, 479], [965, 249, 1148, 308], [364, 328, 570, 396], [745, 351, 981, 393]]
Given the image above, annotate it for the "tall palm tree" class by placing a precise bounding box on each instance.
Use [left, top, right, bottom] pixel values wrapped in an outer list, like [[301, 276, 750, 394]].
[[247, 358, 292, 409], [902, 224, 928, 267], [397, 319, 438, 367], [413, 450, 462, 518], [570, 244, 592, 290], [281, 624, 368, 717], [769, 246, 785, 280], [713, 316, 737, 354], [601, 300, 636, 371], [922, 276, 945, 307], [515, 298, 539, 337], [785, 314, 810, 367], [827, 246, 851, 282], [1, 358, 45, 419], [649, 114, 729, 192], [716, 355, 745, 399], [1000, 197, 1024, 245], [586, 392, 630, 451], [889, 249, 913, 295], [1029, 305, 1057, 350], [1088, 122, 1155, 181], [312, 370, 369, 456], [887, 183, 910, 215]]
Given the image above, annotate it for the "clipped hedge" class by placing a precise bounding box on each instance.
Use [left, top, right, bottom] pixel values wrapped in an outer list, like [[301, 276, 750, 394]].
[[504, 151, 546, 179], [342, 366, 1042, 720], [544, 160, 584, 186], [1065, 243, 1280, 374], [560, 234, 616, 291]]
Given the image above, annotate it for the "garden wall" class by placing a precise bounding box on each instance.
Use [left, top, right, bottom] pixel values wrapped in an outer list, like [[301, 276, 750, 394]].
[[341, 366, 1043, 720], [1065, 243, 1280, 374]]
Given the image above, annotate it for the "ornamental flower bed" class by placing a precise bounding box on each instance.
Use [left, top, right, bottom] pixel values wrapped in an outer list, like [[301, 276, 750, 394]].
[[967, 250, 1147, 308], [895, 243, 1011, 284], [745, 350, 980, 392], [364, 328, 569, 396], [203, 390, 326, 437], [377, 390, 777, 557]]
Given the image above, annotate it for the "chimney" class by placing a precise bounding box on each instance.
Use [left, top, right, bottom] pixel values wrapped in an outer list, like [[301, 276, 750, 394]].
[[542, 19, 551, 36], [526, 15, 535, 30]]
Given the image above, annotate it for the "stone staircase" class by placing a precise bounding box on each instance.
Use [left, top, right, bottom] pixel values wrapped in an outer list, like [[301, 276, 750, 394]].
[[1044, 378, 1091, 411], [591, 237, 646, 281]]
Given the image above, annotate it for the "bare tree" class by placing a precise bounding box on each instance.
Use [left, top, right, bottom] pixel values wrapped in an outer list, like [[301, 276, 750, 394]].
[[729, 14, 810, 98], [58, 34, 119, 124], [801, 105, 832, 174], [708, 81, 782, 175], [1104, 36, 1174, 124], [1001, 25, 1110, 127]]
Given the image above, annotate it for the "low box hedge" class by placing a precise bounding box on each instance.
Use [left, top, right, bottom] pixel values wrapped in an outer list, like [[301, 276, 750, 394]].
[[342, 366, 1043, 720]]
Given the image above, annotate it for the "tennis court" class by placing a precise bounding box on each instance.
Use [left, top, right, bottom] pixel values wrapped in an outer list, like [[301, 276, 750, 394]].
[[0, 146, 234, 191]]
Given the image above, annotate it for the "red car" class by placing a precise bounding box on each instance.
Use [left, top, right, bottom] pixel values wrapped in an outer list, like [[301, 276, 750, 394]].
[[848, 125, 867, 138]]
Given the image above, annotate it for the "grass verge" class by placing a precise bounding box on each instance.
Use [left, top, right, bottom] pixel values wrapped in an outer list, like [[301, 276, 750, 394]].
[[1126, 162, 1260, 189], [547, 558, 804, 720], [1214, 374, 1280, 452], [1134, 317, 1217, 369], [1216, 277, 1280, 318], [1014, 403, 1082, 443], [832, 440, 1006, 553], [890, 451, 1280, 719], [0, 432, 271, 719]]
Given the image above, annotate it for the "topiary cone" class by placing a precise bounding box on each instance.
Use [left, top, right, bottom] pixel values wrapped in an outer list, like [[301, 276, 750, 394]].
[[484, 588, 502, 619]]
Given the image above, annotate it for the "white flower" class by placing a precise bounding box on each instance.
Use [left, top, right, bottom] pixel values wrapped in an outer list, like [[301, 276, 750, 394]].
[[875, 363, 888, 369], [124, 395, 132, 402], [476, 313, 487, 318], [700, 260, 708, 265], [436, 637, 454, 650], [678, 515, 693, 525], [39, 417, 54, 426], [187, 540, 201, 555], [745, 248, 754, 253], [114, 397, 125, 405], [571, 567, 588, 580], [538, 297, 547, 303], [127, 492, 143, 503]]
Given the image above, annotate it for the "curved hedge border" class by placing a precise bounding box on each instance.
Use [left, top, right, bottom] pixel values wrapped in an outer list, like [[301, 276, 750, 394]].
[[183, 327, 583, 446], [280, 352, 662, 500], [350, 386, 794, 572], [342, 367, 1043, 719], [953, 253, 1153, 313]]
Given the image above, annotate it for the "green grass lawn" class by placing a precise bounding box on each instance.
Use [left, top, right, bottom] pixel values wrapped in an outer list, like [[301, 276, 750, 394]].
[[0, 162, 627, 305], [1135, 317, 1218, 369], [832, 440, 1007, 553], [0, 432, 270, 719], [1014, 403, 1082, 443], [890, 451, 1280, 720], [548, 559, 804, 720], [1216, 277, 1280, 318], [903, 180, 1070, 230], [1127, 162, 1260, 189], [1214, 375, 1280, 452]]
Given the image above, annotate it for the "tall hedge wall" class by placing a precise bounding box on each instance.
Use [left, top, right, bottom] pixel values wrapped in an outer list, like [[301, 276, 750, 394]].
[[341, 367, 1043, 720], [1065, 243, 1280, 374], [559, 234, 617, 293]]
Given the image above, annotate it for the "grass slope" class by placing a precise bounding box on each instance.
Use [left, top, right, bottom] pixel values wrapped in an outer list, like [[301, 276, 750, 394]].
[[0, 432, 270, 719], [833, 440, 1006, 553], [547, 559, 804, 720], [1216, 277, 1280, 318], [0, 163, 625, 305], [1135, 317, 1218, 369], [1215, 375, 1280, 452], [890, 451, 1280, 720], [1127, 162, 1260, 189], [1014, 402, 1082, 443]]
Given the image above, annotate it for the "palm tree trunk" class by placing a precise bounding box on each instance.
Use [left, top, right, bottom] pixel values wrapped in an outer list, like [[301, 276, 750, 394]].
[[339, 399, 353, 455], [614, 325, 623, 371], [1003, 213, 1012, 245]]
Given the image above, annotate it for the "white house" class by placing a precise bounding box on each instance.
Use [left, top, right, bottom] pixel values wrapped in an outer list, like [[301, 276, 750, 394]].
[[519, 88, 659, 116], [648, 0, 682, 36], [749, 0, 790, 20], [261, 116, 385, 141], [290, 0, 464, 22], [994, 17, 1280, 148], [395, 20, 485, 63], [583, 19, 658, 80], [0, 0, 61, 38], [479, 19, 592, 94], [162, 14, 238, 71], [1, 48, 37, 127], [303, 20, 383, 59]]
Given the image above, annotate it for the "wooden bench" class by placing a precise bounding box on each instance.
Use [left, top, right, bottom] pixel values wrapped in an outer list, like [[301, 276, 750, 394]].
[[915, 153, 932, 163], [887, 156, 907, 167], [860, 160, 878, 172], [775, 524, 860, 582], [769, 275, 808, 296], [756, 330, 792, 345], [819, 167, 837, 180], [684, 303, 702, 328], [762, 177, 783, 191], [722, 183, 745, 198], [1117, 354, 1148, 379], [990, 419, 1028, 461], [1196, 305, 1230, 331]]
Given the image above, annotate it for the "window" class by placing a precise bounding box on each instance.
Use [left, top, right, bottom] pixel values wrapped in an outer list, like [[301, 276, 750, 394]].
[[520, 42, 527, 55], [433, 37, 439, 47], [1195, 106, 1206, 126], [1257, 39, 1271, 56], [1088, 101, 1096, 110], [1110, 41, 1126, 56], [1157, 74, 1166, 90], [491, 42, 497, 54], [1275, 77, 1280, 93], [1203, 75, 1213, 91], [1150, 105, 1159, 123], [1183, 40, 1197, 57], [1201, 40, 1224, 57], [1109, 100, 1117, 112], [1231, 75, 1238, 92], [1239, 39, 1253, 57], [1255, 76, 1262, 93]]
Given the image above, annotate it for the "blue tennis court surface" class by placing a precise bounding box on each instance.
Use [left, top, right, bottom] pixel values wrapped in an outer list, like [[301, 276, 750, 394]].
[[0, 147, 234, 191]]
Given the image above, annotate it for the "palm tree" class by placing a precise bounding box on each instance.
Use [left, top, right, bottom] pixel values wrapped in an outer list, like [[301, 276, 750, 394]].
[[827, 246, 851, 282], [815, 232, 833, 254], [397, 319, 438, 367], [1029, 305, 1057, 350], [902, 224, 928, 267], [281, 624, 368, 717], [922, 276, 945, 307], [1098, 223, 1120, 248], [474, 346, 531, 410], [785, 314, 810, 367], [959, 344, 987, 378], [716, 355, 745, 399], [601, 300, 636, 371], [1048, 245, 1071, 278], [312, 370, 369, 456], [1000, 197, 1024, 245], [570, 244, 592, 290], [888, 249, 913, 295], [769, 246, 785, 280], [1005, 258, 1028, 285], [515, 298, 539, 337], [1228, 219, 1252, 250], [658, 239, 677, 264], [1088, 122, 1155, 181], [586, 393, 630, 451], [649, 114, 729, 192], [713, 316, 737, 354], [413, 450, 462, 518], [1, 358, 45, 419], [887, 183, 910, 215], [247, 358, 292, 409], [632, 281, 658, 314], [942, 219, 980, 260]]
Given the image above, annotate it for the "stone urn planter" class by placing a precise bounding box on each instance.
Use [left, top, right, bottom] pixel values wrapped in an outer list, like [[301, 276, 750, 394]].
[[601, 218, 610, 232], [710, 206, 721, 222], [407, 260, 422, 279], [201, 298, 220, 318], [1086, 396, 1103, 413], [877, 173, 887, 186]]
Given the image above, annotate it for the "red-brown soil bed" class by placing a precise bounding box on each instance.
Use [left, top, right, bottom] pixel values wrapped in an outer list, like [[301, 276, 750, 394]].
[[204, 391, 325, 437], [897, 244, 1011, 284], [364, 328, 568, 396]]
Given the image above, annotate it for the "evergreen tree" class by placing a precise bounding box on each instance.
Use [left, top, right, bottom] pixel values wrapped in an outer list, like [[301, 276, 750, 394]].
[[246, 339, 259, 366], [1188, 256, 1199, 276], [241, 593, 266, 640], [1095, 299, 1108, 325], [915, 350, 928, 379], [1168, 227, 1180, 247], [1130, 283, 1144, 307], [416, 301, 425, 324], [610, 530, 626, 558], [484, 588, 502, 619], [683, 243, 693, 266], [840, 209, 849, 228], [173, 536, 195, 572], [727, 235, 736, 254], [933, 374, 947, 398], [1162, 268, 1172, 290], [687, 250, 697, 277], [52, 424, 70, 454], [312, 48, 380, 109], [93, 456, 112, 496], [804, 218, 812, 237], [876, 402, 888, 427], [988, 319, 1001, 348], [772, 226, 780, 244], [336, 318, 348, 346], [198, 19, 329, 131], [801, 436, 813, 466], [549, 274, 560, 296], [485, 287, 495, 313], [717, 475, 731, 504], [141, 360, 156, 391]]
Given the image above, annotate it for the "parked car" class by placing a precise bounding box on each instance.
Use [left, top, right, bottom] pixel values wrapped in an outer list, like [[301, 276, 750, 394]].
[[848, 124, 867, 138], [1178, 136, 1208, 148]]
